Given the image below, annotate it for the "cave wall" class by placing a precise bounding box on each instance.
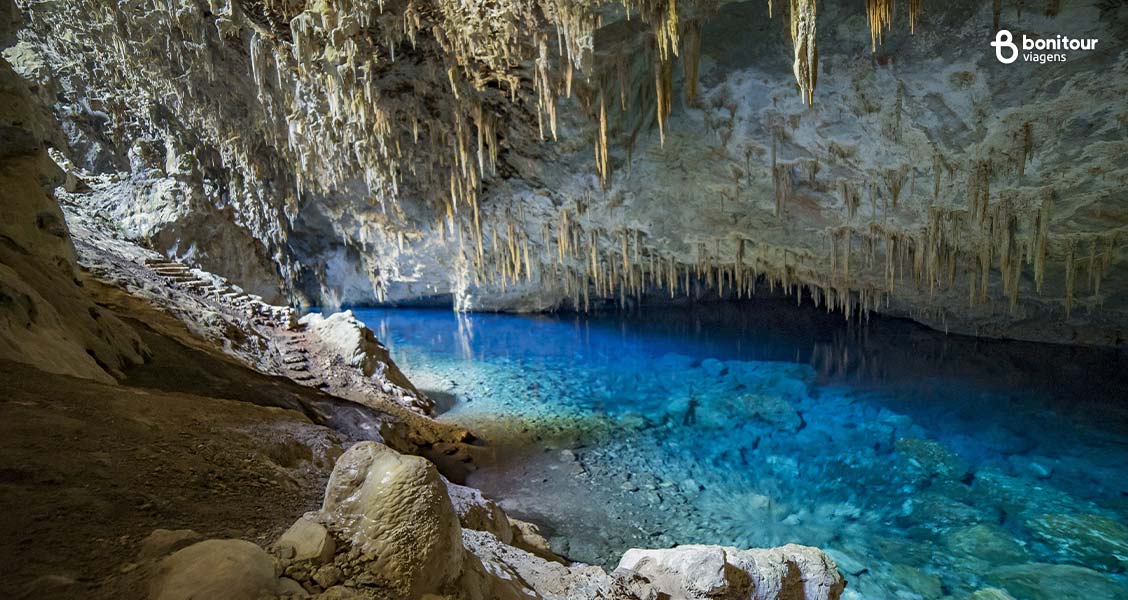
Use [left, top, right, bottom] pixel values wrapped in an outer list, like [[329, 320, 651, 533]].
[[0, 0, 146, 382], [10, 0, 1128, 344]]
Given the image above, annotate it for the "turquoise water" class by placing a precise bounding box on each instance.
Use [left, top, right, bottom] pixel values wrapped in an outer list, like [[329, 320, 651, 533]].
[[356, 302, 1128, 599]]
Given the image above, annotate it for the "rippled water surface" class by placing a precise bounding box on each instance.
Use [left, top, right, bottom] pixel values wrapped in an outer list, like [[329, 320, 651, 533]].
[[356, 302, 1128, 599]]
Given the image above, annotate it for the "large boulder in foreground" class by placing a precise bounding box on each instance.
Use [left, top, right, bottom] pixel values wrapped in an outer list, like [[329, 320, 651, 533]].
[[617, 543, 846, 600], [321, 441, 463, 598], [149, 539, 279, 600]]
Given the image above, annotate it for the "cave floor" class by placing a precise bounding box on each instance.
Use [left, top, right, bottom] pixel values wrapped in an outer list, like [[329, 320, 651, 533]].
[[0, 352, 348, 600], [362, 303, 1128, 600]]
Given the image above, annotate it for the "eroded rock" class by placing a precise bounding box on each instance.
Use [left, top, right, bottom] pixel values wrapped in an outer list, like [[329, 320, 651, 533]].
[[275, 513, 336, 565], [321, 441, 463, 598], [445, 478, 514, 544], [149, 539, 279, 600], [617, 543, 846, 600]]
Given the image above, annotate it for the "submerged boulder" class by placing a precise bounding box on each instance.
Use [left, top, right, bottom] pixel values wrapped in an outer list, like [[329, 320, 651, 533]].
[[741, 394, 803, 432], [1024, 513, 1128, 573], [985, 563, 1125, 600], [895, 438, 970, 480], [944, 524, 1029, 565]]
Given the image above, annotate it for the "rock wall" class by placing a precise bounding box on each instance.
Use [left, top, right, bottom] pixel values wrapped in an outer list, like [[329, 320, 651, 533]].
[[10, 0, 1128, 344], [0, 3, 146, 382]]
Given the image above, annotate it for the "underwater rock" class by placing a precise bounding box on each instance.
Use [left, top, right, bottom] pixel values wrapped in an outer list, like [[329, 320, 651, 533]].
[[701, 359, 728, 378], [985, 563, 1125, 600], [149, 539, 280, 600], [969, 589, 1017, 600], [822, 549, 867, 577], [1024, 513, 1128, 573], [894, 438, 970, 480], [944, 524, 1030, 565], [617, 543, 846, 600], [887, 564, 943, 600], [741, 394, 803, 432], [972, 467, 1082, 521], [320, 441, 463, 598]]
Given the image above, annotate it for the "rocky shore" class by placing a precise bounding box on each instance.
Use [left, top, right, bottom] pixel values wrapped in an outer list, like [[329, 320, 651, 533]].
[[57, 191, 849, 600]]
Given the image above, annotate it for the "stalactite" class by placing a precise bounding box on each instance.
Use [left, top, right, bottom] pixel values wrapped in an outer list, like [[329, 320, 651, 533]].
[[654, 58, 674, 146], [596, 90, 611, 187], [1064, 238, 1076, 318], [790, 0, 818, 105], [682, 21, 701, 106], [908, 0, 923, 33], [1033, 189, 1053, 293], [1019, 122, 1033, 178], [867, 0, 894, 51]]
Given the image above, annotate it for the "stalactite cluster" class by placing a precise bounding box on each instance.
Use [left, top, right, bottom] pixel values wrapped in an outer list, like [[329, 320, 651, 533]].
[[16, 0, 1122, 333]]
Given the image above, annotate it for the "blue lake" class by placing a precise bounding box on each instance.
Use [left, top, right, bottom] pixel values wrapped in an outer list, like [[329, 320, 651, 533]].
[[355, 301, 1128, 599]]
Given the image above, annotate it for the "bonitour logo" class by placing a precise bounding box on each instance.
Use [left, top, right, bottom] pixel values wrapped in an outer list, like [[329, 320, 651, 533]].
[[992, 29, 1099, 64]]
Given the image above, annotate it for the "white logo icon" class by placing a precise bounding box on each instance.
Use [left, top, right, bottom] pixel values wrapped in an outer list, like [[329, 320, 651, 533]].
[[992, 30, 1019, 63]]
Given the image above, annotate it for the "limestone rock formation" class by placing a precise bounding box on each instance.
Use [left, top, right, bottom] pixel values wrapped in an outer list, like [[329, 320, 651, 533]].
[[320, 441, 464, 599], [444, 478, 515, 545], [300, 310, 430, 413], [275, 515, 337, 565], [150, 539, 282, 600], [0, 10, 147, 383], [137, 438, 847, 600], [618, 544, 847, 600], [137, 529, 206, 562], [7, 0, 1126, 345]]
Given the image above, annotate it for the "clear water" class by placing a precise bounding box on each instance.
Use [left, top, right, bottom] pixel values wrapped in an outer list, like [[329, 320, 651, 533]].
[[355, 302, 1128, 600]]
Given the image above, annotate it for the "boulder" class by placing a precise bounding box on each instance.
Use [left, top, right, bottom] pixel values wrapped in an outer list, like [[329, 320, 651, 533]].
[[458, 529, 613, 600], [274, 513, 335, 564], [970, 589, 1017, 600], [1024, 512, 1128, 573], [149, 539, 279, 600], [509, 517, 566, 563], [944, 524, 1029, 565], [618, 545, 728, 598], [741, 394, 802, 432], [895, 438, 970, 480], [617, 543, 846, 600], [445, 478, 514, 544], [985, 563, 1125, 600], [137, 529, 205, 561], [321, 441, 462, 599]]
